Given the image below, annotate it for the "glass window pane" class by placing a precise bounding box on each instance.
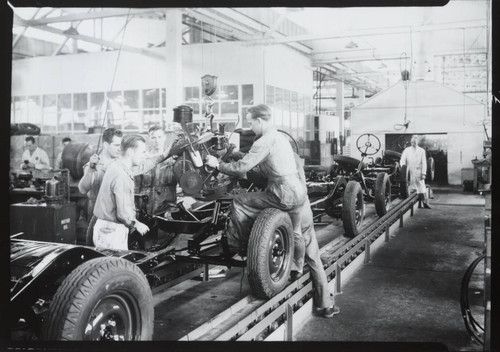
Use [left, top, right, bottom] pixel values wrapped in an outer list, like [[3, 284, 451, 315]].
[[13, 97, 28, 123], [43, 95, 56, 107], [74, 93, 88, 110], [28, 96, 41, 124], [74, 111, 88, 131], [124, 90, 138, 109], [58, 113, 72, 131], [221, 101, 238, 114], [108, 91, 122, 108], [185, 103, 200, 115], [91, 92, 105, 110], [184, 87, 200, 101], [291, 91, 298, 112], [242, 84, 254, 105], [266, 85, 274, 107], [143, 89, 159, 109], [57, 94, 71, 110], [219, 85, 238, 100], [275, 88, 283, 110], [241, 107, 249, 128], [123, 111, 141, 130], [143, 110, 161, 130], [283, 89, 291, 112], [161, 88, 166, 108]]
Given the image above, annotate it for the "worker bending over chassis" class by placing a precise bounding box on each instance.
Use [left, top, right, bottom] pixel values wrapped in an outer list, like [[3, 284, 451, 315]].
[[205, 104, 307, 254]]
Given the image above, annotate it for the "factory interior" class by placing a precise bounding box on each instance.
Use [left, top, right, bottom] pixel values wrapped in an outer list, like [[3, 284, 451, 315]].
[[4, 1, 496, 351]]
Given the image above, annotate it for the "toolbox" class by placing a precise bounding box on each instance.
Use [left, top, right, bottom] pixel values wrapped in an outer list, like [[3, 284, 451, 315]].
[[10, 202, 77, 244]]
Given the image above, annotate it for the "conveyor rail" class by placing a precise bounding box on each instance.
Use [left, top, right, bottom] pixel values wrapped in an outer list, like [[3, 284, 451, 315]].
[[180, 193, 420, 341]]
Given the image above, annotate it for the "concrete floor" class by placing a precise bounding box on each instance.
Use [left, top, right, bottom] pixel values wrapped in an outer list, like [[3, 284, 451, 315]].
[[294, 186, 488, 351]]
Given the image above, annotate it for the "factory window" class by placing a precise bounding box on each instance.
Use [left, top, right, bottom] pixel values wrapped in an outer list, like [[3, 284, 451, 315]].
[[283, 89, 291, 130], [274, 87, 284, 128], [73, 93, 88, 132], [42, 95, 57, 132], [219, 85, 238, 100], [143, 89, 160, 109], [28, 96, 42, 125], [123, 90, 140, 130], [90, 92, 105, 128], [58, 94, 72, 132], [184, 86, 201, 119], [13, 96, 28, 124], [241, 84, 254, 128]]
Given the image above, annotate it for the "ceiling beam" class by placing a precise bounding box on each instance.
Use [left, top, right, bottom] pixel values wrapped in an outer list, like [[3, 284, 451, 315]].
[[246, 20, 487, 46], [23, 8, 161, 26], [32, 24, 164, 59], [52, 8, 95, 56]]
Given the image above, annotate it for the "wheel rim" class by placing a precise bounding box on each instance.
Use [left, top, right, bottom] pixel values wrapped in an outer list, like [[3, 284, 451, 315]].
[[83, 292, 140, 341], [268, 226, 288, 282]]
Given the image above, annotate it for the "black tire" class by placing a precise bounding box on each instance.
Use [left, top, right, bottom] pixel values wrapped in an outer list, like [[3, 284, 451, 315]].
[[86, 215, 97, 246], [427, 157, 435, 182], [42, 257, 153, 341], [15, 123, 41, 135], [400, 164, 411, 199], [384, 150, 402, 160], [334, 155, 361, 168], [342, 181, 365, 238], [375, 173, 392, 217], [247, 208, 294, 299]]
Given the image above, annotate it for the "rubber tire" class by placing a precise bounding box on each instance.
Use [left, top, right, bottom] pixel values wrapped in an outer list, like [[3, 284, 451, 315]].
[[400, 164, 410, 199], [334, 155, 361, 168], [16, 123, 41, 135], [375, 173, 392, 217], [247, 208, 294, 299], [427, 157, 435, 182], [384, 150, 402, 160], [41, 257, 153, 341], [342, 181, 365, 238], [85, 215, 97, 246]]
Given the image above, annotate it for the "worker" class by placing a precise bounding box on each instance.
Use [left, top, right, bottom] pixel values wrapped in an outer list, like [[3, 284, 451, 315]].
[[78, 128, 123, 218], [20, 136, 51, 171], [204, 103, 307, 254], [135, 125, 177, 215], [55, 137, 72, 169], [400, 134, 431, 209], [92, 135, 149, 250], [291, 154, 340, 318]]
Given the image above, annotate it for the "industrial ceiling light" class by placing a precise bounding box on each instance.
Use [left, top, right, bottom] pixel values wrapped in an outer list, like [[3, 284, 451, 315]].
[[345, 39, 358, 49], [62, 25, 79, 36]]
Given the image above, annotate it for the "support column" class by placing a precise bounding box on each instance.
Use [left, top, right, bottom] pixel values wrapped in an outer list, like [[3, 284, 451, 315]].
[[336, 79, 345, 154], [165, 9, 183, 125]]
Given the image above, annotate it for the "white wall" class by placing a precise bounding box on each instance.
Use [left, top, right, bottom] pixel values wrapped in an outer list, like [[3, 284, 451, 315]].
[[349, 81, 486, 185], [263, 45, 312, 96]]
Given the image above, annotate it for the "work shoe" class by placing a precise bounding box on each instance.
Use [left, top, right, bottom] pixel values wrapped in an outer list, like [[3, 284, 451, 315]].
[[289, 270, 303, 282], [322, 305, 340, 318], [423, 202, 432, 209]]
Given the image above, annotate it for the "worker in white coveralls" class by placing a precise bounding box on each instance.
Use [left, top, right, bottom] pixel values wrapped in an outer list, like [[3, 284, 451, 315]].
[[400, 135, 431, 209]]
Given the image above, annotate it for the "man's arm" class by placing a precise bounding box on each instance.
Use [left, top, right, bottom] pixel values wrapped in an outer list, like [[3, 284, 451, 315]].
[[399, 148, 407, 167], [132, 147, 173, 176], [218, 140, 269, 176], [420, 149, 427, 180], [113, 176, 149, 235]]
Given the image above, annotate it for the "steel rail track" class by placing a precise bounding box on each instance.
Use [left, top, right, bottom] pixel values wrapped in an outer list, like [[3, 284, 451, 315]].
[[179, 193, 420, 341]]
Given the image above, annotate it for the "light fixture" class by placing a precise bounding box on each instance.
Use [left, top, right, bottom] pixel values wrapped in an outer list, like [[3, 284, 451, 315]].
[[63, 25, 79, 36], [345, 40, 358, 49]]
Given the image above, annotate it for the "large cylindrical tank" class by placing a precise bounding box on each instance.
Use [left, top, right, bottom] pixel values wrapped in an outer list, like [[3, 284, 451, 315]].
[[61, 143, 95, 179]]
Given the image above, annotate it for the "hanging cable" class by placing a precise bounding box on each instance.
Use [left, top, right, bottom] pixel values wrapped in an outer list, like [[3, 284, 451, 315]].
[[94, 9, 132, 157], [394, 52, 411, 132]]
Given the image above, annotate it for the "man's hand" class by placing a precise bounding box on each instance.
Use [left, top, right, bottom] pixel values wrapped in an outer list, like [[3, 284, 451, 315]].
[[134, 221, 149, 236], [89, 154, 100, 169], [421, 174, 426, 180], [205, 155, 219, 169]]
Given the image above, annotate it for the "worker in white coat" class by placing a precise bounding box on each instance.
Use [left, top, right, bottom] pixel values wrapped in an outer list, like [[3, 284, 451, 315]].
[[400, 135, 431, 209]]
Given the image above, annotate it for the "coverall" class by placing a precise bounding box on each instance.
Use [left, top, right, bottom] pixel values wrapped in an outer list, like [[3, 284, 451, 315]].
[[400, 144, 428, 195], [292, 155, 335, 309], [218, 128, 307, 253]]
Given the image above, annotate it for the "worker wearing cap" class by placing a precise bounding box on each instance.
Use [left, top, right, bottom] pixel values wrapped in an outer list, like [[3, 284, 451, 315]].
[[204, 104, 307, 253]]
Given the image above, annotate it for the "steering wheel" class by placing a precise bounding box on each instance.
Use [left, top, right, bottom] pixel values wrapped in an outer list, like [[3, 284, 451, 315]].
[[356, 133, 381, 156]]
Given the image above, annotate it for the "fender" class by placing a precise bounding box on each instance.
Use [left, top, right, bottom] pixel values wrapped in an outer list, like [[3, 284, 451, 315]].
[[11, 241, 105, 325]]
